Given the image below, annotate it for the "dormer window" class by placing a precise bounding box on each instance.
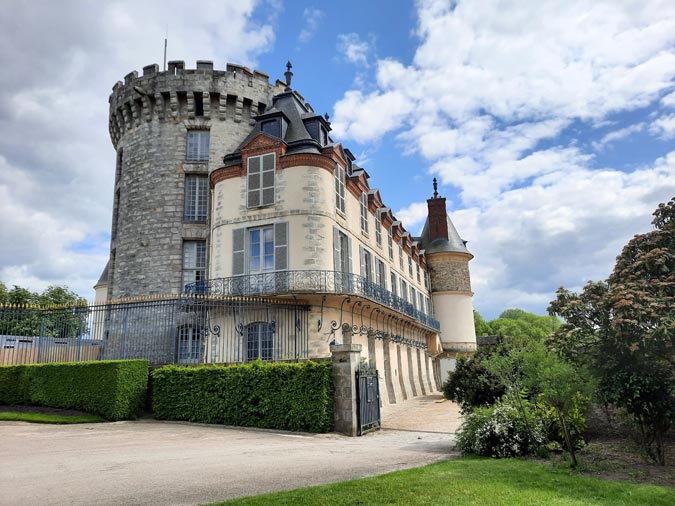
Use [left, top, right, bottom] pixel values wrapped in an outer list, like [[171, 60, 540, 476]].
[[320, 125, 329, 146], [260, 119, 281, 138]]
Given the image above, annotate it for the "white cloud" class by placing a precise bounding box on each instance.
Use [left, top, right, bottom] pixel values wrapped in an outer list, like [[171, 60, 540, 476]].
[[298, 7, 324, 44], [332, 0, 675, 318], [0, 0, 275, 299], [395, 203, 430, 234], [337, 33, 371, 66], [661, 90, 675, 108], [649, 114, 675, 139], [592, 123, 645, 151]]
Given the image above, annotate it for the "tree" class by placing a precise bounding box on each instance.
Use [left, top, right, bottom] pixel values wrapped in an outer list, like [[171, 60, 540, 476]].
[[549, 197, 675, 465], [473, 310, 491, 336]]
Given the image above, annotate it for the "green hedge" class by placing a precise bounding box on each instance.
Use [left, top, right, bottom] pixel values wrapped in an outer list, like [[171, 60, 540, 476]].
[[153, 361, 334, 433], [0, 360, 149, 420]]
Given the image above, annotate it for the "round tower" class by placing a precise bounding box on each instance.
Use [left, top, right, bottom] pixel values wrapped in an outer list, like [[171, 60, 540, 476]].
[[420, 180, 476, 357], [105, 60, 285, 299]]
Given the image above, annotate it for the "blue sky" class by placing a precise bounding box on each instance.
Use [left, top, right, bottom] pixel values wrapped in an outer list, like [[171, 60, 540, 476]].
[[0, 0, 674, 319]]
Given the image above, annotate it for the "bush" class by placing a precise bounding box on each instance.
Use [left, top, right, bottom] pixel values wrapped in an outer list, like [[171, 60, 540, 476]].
[[0, 360, 149, 420], [535, 392, 589, 451], [455, 399, 547, 458], [442, 348, 506, 413], [152, 360, 333, 433]]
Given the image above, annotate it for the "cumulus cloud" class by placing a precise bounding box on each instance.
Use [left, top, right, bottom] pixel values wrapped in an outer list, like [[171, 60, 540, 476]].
[[650, 114, 675, 138], [298, 7, 324, 43], [337, 33, 371, 66], [0, 0, 275, 298], [331, 0, 675, 317]]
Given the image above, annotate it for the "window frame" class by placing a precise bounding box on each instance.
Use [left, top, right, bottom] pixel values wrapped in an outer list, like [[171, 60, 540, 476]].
[[183, 174, 208, 222], [186, 130, 210, 162], [360, 192, 369, 235], [335, 164, 346, 215], [182, 240, 207, 289]]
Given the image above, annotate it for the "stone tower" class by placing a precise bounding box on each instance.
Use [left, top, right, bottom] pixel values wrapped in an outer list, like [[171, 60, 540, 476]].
[[419, 180, 476, 356], [104, 60, 285, 299]]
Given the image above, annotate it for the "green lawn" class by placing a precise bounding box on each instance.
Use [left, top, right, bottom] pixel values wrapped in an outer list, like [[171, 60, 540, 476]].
[[213, 457, 675, 506], [0, 411, 104, 424]]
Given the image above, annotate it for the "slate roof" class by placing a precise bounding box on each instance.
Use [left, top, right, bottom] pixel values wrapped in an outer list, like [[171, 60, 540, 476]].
[[95, 260, 109, 287], [419, 216, 472, 257]]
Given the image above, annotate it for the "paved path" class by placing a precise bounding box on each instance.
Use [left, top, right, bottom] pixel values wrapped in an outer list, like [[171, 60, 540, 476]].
[[0, 411, 459, 506], [381, 394, 462, 433]]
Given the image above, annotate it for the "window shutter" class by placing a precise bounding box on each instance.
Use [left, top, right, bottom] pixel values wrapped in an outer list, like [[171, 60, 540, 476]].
[[274, 222, 288, 271], [359, 246, 365, 278], [261, 153, 275, 206], [247, 156, 261, 208], [333, 226, 340, 272], [232, 228, 245, 276]]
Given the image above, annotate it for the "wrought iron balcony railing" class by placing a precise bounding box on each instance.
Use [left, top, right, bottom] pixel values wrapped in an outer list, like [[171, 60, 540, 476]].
[[185, 270, 441, 331]]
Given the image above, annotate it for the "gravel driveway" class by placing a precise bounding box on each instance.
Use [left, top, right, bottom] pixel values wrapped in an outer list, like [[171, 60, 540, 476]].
[[0, 399, 459, 506]]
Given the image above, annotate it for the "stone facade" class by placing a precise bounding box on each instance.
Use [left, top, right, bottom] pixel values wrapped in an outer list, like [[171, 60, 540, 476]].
[[106, 61, 284, 299]]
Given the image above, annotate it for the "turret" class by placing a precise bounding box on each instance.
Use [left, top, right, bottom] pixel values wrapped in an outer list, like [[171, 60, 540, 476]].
[[419, 179, 476, 357]]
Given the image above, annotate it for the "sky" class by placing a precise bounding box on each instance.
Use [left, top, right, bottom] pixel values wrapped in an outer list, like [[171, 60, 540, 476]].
[[0, 0, 674, 320]]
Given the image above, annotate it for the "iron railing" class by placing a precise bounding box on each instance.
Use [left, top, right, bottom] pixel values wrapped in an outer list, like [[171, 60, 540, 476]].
[[185, 270, 441, 331], [0, 296, 309, 366]]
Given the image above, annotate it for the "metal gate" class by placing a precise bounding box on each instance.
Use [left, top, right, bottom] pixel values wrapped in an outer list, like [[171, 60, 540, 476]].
[[357, 369, 381, 435]]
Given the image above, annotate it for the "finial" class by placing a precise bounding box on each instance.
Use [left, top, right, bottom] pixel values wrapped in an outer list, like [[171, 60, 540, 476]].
[[433, 177, 438, 198], [284, 60, 293, 91]]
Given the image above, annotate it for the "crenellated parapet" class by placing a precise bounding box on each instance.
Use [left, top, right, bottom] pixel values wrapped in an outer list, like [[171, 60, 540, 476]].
[[108, 60, 286, 148]]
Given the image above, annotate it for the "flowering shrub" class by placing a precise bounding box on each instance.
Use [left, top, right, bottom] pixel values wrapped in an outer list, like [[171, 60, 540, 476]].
[[456, 399, 547, 457]]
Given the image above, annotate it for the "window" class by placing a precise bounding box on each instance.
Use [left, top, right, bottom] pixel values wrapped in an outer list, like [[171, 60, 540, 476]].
[[261, 119, 281, 137], [412, 289, 418, 310], [408, 253, 413, 277], [186, 131, 209, 161], [248, 227, 274, 274], [333, 228, 351, 273], [360, 246, 373, 282], [418, 291, 424, 312], [232, 222, 288, 277], [247, 153, 275, 208], [178, 326, 201, 363], [360, 193, 369, 234], [376, 258, 386, 288], [184, 175, 208, 222], [417, 263, 421, 283], [246, 322, 273, 361], [335, 165, 346, 214], [400, 279, 408, 302], [375, 210, 382, 247], [390, 272, 398, 297], [399, 244, 404, 270], [182, 241, 206, 288], [387, 230, 394, 260]]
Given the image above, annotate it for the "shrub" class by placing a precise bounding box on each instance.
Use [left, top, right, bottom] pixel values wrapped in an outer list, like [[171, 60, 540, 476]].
[[442, 348, 506, 413], [153, 360, 333, 433], [455, 399, 547, 458], [535, 392, 589, 452], [0, 360, 149, 420]]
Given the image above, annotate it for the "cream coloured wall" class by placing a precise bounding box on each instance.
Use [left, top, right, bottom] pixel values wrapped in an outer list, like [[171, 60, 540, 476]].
[[432, 292, 477, 347]]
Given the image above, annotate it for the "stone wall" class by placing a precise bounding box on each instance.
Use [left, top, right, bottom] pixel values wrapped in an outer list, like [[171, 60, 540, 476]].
[[106, 62, 284, 298]]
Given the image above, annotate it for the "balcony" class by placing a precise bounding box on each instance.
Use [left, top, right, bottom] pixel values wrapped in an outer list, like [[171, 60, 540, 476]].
[[185, 270, 441, 331]]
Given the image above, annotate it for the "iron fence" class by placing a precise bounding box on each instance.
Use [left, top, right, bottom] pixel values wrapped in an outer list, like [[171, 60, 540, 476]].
[[185, 270, 441, 331], [0, 296, 309, 366]]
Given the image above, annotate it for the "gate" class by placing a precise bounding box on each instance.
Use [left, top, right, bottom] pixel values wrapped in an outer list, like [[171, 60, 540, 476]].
[[356, 369, 381, 435]]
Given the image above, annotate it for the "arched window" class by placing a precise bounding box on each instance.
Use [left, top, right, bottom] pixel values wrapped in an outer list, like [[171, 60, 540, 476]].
[[246, 322, 274, 361]]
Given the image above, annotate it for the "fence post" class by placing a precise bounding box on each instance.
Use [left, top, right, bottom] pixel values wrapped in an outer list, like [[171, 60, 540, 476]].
[[37, 313, 45, 363], [330, 343, 362, 436]]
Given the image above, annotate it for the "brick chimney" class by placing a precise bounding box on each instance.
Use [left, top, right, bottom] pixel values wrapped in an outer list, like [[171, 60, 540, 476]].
[[427, 178, 448, 241]]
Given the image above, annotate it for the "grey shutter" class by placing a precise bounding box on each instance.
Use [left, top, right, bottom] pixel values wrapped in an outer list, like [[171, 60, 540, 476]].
[[261, 153, 275, 206], [333, 226, 340, 272], [359, 246, 365, 278], [274, 222, 288, 271], [247, 156, 261, 208], [232, 228, 245, 276]]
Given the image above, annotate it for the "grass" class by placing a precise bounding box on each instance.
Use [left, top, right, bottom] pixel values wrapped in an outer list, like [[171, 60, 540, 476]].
[[213, 457, 675, 506], [0, 411, 104, 424]]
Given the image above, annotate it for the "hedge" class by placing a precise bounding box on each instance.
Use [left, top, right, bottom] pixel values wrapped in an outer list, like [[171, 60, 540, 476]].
[[0, 360, 149, 420], [153, 360, 334, 433]]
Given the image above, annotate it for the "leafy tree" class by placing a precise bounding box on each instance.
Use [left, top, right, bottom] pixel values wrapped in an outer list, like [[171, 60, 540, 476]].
[[443, 346, 506, 412], [549, 197, 675, 465], [473, 310, 491, 336], [0, 283, 89, 339]]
